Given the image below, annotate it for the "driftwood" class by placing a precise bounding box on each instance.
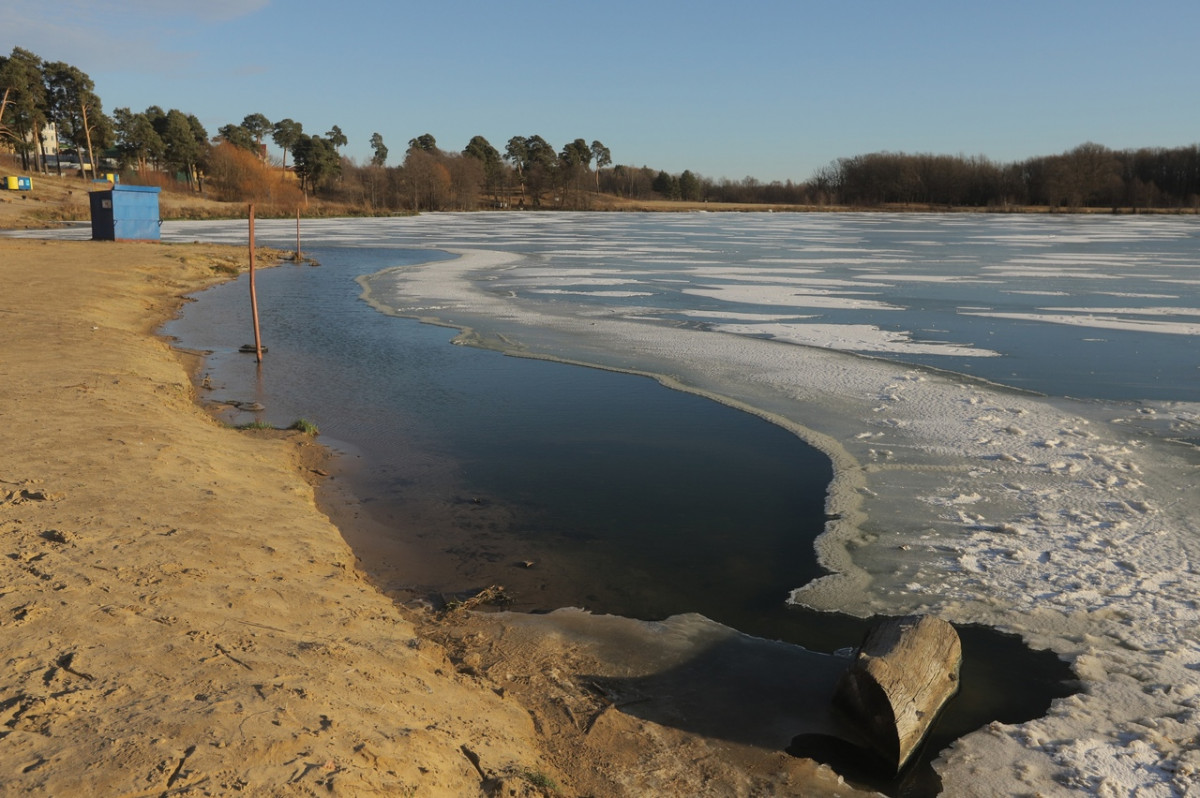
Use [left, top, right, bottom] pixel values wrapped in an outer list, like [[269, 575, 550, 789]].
[[833, 614, 962, 773]]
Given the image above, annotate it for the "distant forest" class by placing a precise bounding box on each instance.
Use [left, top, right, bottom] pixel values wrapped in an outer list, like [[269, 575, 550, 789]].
[[4, 46, 1200, 213]]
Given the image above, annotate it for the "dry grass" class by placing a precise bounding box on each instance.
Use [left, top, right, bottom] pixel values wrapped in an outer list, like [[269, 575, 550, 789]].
[[0, 174, 91, 227]]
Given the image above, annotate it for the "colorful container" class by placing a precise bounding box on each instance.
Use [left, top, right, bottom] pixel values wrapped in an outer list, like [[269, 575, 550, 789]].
[[4, 176, 32, 190], [89, 184, 162, 241]]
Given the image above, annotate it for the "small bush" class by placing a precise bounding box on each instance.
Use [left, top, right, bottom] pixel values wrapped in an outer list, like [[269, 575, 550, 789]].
[[206, 142, 304, 212]]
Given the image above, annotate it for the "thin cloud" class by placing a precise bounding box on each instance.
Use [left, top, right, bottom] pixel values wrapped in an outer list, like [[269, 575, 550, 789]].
[[17, 0, 270, 23], [4, 0, 266, 74], [4, 8, 143, 69]]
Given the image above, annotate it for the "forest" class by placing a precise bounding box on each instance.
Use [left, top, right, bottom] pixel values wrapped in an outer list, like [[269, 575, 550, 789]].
[[3, 46, 1199, 213]]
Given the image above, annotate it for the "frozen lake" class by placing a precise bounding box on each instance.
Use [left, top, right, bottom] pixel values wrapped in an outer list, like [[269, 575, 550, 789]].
[[152, 212, 1200, 795]]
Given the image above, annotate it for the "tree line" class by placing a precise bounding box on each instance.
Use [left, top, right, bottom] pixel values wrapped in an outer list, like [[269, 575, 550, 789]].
[[311, 132, 614, 211], [209, 122, 616, 211], [806, 144, 1200, 210], [4, 46, 1199, 212], [0, 47, 618, 212], [622, 144, 1200, 210]]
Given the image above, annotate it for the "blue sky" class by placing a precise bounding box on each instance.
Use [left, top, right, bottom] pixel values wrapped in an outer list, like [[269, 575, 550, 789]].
[[7, 0, 1200, 182]]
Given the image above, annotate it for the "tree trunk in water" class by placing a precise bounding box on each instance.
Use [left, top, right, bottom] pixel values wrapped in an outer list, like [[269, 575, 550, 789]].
[[832, 615, 962, 773]]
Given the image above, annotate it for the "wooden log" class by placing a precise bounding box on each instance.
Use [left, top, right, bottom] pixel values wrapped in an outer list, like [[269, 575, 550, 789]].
[[832, 614, 962, 773]]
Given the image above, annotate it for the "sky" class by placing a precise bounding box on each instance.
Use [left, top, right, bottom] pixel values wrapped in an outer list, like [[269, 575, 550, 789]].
[[6, 0, 1200, 183]]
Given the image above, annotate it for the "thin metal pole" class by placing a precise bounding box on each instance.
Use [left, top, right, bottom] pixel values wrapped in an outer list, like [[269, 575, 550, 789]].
[[295, 207, 301, 262], [248, 204, 264, 364]]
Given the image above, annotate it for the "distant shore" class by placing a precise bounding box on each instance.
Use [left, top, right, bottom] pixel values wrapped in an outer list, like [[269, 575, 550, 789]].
[[2, 172, 1196, 233]]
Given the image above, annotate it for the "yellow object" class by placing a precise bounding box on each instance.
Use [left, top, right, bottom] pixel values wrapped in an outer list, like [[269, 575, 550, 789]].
[[4, 176, 32, 190]]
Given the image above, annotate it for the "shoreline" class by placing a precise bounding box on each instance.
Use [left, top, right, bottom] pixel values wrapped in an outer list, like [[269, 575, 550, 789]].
[[2, 173, 1198, 237], [0, 238, 863, 796]]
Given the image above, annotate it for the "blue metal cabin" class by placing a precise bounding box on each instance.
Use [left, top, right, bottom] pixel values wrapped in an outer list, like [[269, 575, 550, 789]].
[[89, 184, 161, 241]]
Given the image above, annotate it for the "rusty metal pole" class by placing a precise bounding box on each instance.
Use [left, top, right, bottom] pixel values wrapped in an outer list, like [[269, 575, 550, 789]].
[[248, 204, 264, 364]]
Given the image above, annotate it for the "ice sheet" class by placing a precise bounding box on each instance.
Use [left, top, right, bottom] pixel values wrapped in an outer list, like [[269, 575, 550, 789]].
[[681, 284, 905, 310], [962, 310, 1200, 336]]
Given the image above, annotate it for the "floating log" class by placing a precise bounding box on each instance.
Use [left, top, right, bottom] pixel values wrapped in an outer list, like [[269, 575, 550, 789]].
[[832, 614, 962, 773]]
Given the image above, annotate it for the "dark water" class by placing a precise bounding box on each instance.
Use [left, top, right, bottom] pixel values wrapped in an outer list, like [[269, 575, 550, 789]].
[[165, 246, 1075, 794]]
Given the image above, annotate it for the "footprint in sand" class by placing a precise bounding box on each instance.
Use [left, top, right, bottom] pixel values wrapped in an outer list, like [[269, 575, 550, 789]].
[[1, 483, 59, 506]]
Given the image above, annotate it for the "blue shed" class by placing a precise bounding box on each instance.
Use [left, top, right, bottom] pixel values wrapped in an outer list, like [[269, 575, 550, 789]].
[[89, 184, 161, 241]]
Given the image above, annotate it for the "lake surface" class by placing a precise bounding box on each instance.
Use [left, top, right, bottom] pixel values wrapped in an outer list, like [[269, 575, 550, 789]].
[[198, 212, 1200, 401], [156, 212, 1200, 795]]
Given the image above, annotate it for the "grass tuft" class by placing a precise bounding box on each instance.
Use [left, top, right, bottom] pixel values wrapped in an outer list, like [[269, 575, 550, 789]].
[[231, 418, 320, 436], [520, 769, 560, 792], [288, 418, 320, 435]]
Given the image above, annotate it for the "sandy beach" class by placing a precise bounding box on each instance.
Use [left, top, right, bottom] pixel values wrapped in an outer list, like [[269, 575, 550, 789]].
[[0, 236, 864, 796]]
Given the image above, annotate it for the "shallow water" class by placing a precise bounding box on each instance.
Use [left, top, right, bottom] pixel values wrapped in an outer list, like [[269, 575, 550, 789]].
[[166, 246, 831, 619]]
